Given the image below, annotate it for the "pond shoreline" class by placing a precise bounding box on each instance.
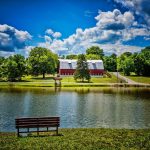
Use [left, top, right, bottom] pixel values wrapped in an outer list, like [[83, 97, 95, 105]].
[[0, 82, 150, 88], [1, 128, 150, 149]]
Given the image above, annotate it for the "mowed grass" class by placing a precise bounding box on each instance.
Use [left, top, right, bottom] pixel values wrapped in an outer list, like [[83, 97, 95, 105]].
[[22, 73, 118, 83], [126, 76, 150, 84], [61, 73, 118, 83], [1, 128, 150, 150], [0, 73, 118, 87]]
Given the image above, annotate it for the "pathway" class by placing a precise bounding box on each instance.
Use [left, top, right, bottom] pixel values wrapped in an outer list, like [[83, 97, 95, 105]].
[[113, 72, 138, 84]]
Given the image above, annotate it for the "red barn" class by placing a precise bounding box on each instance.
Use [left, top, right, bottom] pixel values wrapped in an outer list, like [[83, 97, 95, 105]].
[[59, 59, 104, 76]]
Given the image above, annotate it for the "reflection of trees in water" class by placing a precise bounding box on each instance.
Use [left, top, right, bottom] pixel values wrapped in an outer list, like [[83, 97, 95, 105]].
[[0, 87, 149, 98]]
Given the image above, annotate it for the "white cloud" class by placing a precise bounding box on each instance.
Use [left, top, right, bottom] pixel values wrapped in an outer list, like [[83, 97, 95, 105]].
[[98, 43, 143, 55], [45, 28, 62, 38], [44, 35, 52, 43], [0, 24, 32, 53], [114, 0, 150, 25], [95, 9, 135, 29], [45, 29, 54, 35], [144, 37, 150, 40], [53, 32, 62, 38], [0, 51, 14, 57], [15, 30, 32, 42], [38, 9, 148, 56]]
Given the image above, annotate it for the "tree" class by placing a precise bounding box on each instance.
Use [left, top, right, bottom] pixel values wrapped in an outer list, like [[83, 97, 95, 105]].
[[103, 54, 117, 71], [0, 57, 5, 78], [29, 47, 58, 78], [117, 52, 131, 72], [122, 56, 134, 76], [74, 54, 91, 82], [122, 52, 132, 57], [86, 46, 104, 59], [66, 54, 78, 59], [133, 53, 144, 76], [4, 54, 26, 81], [86, 54, 101, 60], [133, 47, 150, 76]]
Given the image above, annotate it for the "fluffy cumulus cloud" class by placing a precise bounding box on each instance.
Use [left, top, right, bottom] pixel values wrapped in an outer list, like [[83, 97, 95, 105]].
[[44, 35, 52, 43], [45, 29, 62, 39], [0, 24, 32, 53], [98, 43, 144, 55], [53, 32, 62, 38], [45, 29, 54, 35], [114, 0, 150, 25], [95, 9, 135, 30], [39, 9, 149, 55]]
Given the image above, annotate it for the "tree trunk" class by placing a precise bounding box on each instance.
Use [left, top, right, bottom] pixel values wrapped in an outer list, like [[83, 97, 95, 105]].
[[42, 73, 45, 79], [82, 78, 84, 82]]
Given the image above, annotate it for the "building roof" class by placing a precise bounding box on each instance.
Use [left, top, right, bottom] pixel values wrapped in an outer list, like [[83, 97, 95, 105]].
[[59, 59, 104, 69]]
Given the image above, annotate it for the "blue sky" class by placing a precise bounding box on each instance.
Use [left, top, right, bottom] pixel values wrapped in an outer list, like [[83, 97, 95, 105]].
[[0, 0, 150, 57]]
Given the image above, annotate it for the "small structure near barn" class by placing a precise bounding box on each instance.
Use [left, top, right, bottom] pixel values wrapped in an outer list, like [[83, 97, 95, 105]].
[[53, 75, 62, 87], [59, 59, 104, 76]]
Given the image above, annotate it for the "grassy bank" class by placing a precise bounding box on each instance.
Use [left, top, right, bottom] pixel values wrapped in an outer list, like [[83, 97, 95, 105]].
[[126, 76, 150, 84], [0, 73, 150, 87], [0, 73, 118, 83], [0, 73, 119, 88], [1, 128, 150, 150], [120, 73, 150, 84]]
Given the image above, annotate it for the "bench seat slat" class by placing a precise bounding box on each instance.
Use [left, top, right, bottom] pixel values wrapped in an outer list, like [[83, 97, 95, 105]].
[[16, 124, 59, 128], [16, 121, 59, 124], [16, 117, 59, 120]]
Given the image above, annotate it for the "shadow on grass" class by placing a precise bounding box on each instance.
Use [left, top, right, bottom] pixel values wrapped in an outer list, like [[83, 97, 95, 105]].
[[75, 81, 93, 83]]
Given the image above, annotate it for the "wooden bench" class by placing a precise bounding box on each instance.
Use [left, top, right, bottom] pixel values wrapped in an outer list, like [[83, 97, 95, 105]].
[[15, 117, 60, 137]]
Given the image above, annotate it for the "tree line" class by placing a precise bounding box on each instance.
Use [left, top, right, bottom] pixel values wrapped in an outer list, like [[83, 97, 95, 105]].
[[0, 47, 58, 81], [0, 46, 149, 81], [65, 46, 150, 76]]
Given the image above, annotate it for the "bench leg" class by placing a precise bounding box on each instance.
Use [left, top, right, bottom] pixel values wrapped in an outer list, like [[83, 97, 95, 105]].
[[17, 128, 20, 137], [56, 126, 58, 135], [37, 127, 39, 136]]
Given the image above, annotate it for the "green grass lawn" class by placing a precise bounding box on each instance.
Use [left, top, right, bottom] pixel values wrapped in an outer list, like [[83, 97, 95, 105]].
[[127, 76, 150, 84], [0, 128, 150, 150], [0, 73, 119, 87], [21, 73, 118, 83], [60, 73, 118, 83], [120, 73, 150, 84]]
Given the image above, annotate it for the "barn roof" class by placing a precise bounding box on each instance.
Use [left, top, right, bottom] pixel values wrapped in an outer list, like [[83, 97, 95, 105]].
[[59, 59, 104, 69]]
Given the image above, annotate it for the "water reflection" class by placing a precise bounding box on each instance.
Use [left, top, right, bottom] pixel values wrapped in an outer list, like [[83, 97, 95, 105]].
[[0, 87, 150, 132]]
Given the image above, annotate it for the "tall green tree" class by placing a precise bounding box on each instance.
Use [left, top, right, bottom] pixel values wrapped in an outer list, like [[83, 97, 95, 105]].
[[117, 52, 131, 72], [74, 54, 91, 82], [86, 46, 104, 59], [133, 53, 144, 76], [122, 56, 134, 76], [103, 53, 117, 71], [4, 54, 26, 81], [29, 47, 58, 78], [133, 47, 150, 76]]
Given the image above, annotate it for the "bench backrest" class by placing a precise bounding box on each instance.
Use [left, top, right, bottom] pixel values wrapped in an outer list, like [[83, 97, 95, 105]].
[[15, 117, 60, 128]]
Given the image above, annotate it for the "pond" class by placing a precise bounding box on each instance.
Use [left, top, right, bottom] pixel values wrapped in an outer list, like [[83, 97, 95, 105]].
[[0, 87, 150, 132]]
